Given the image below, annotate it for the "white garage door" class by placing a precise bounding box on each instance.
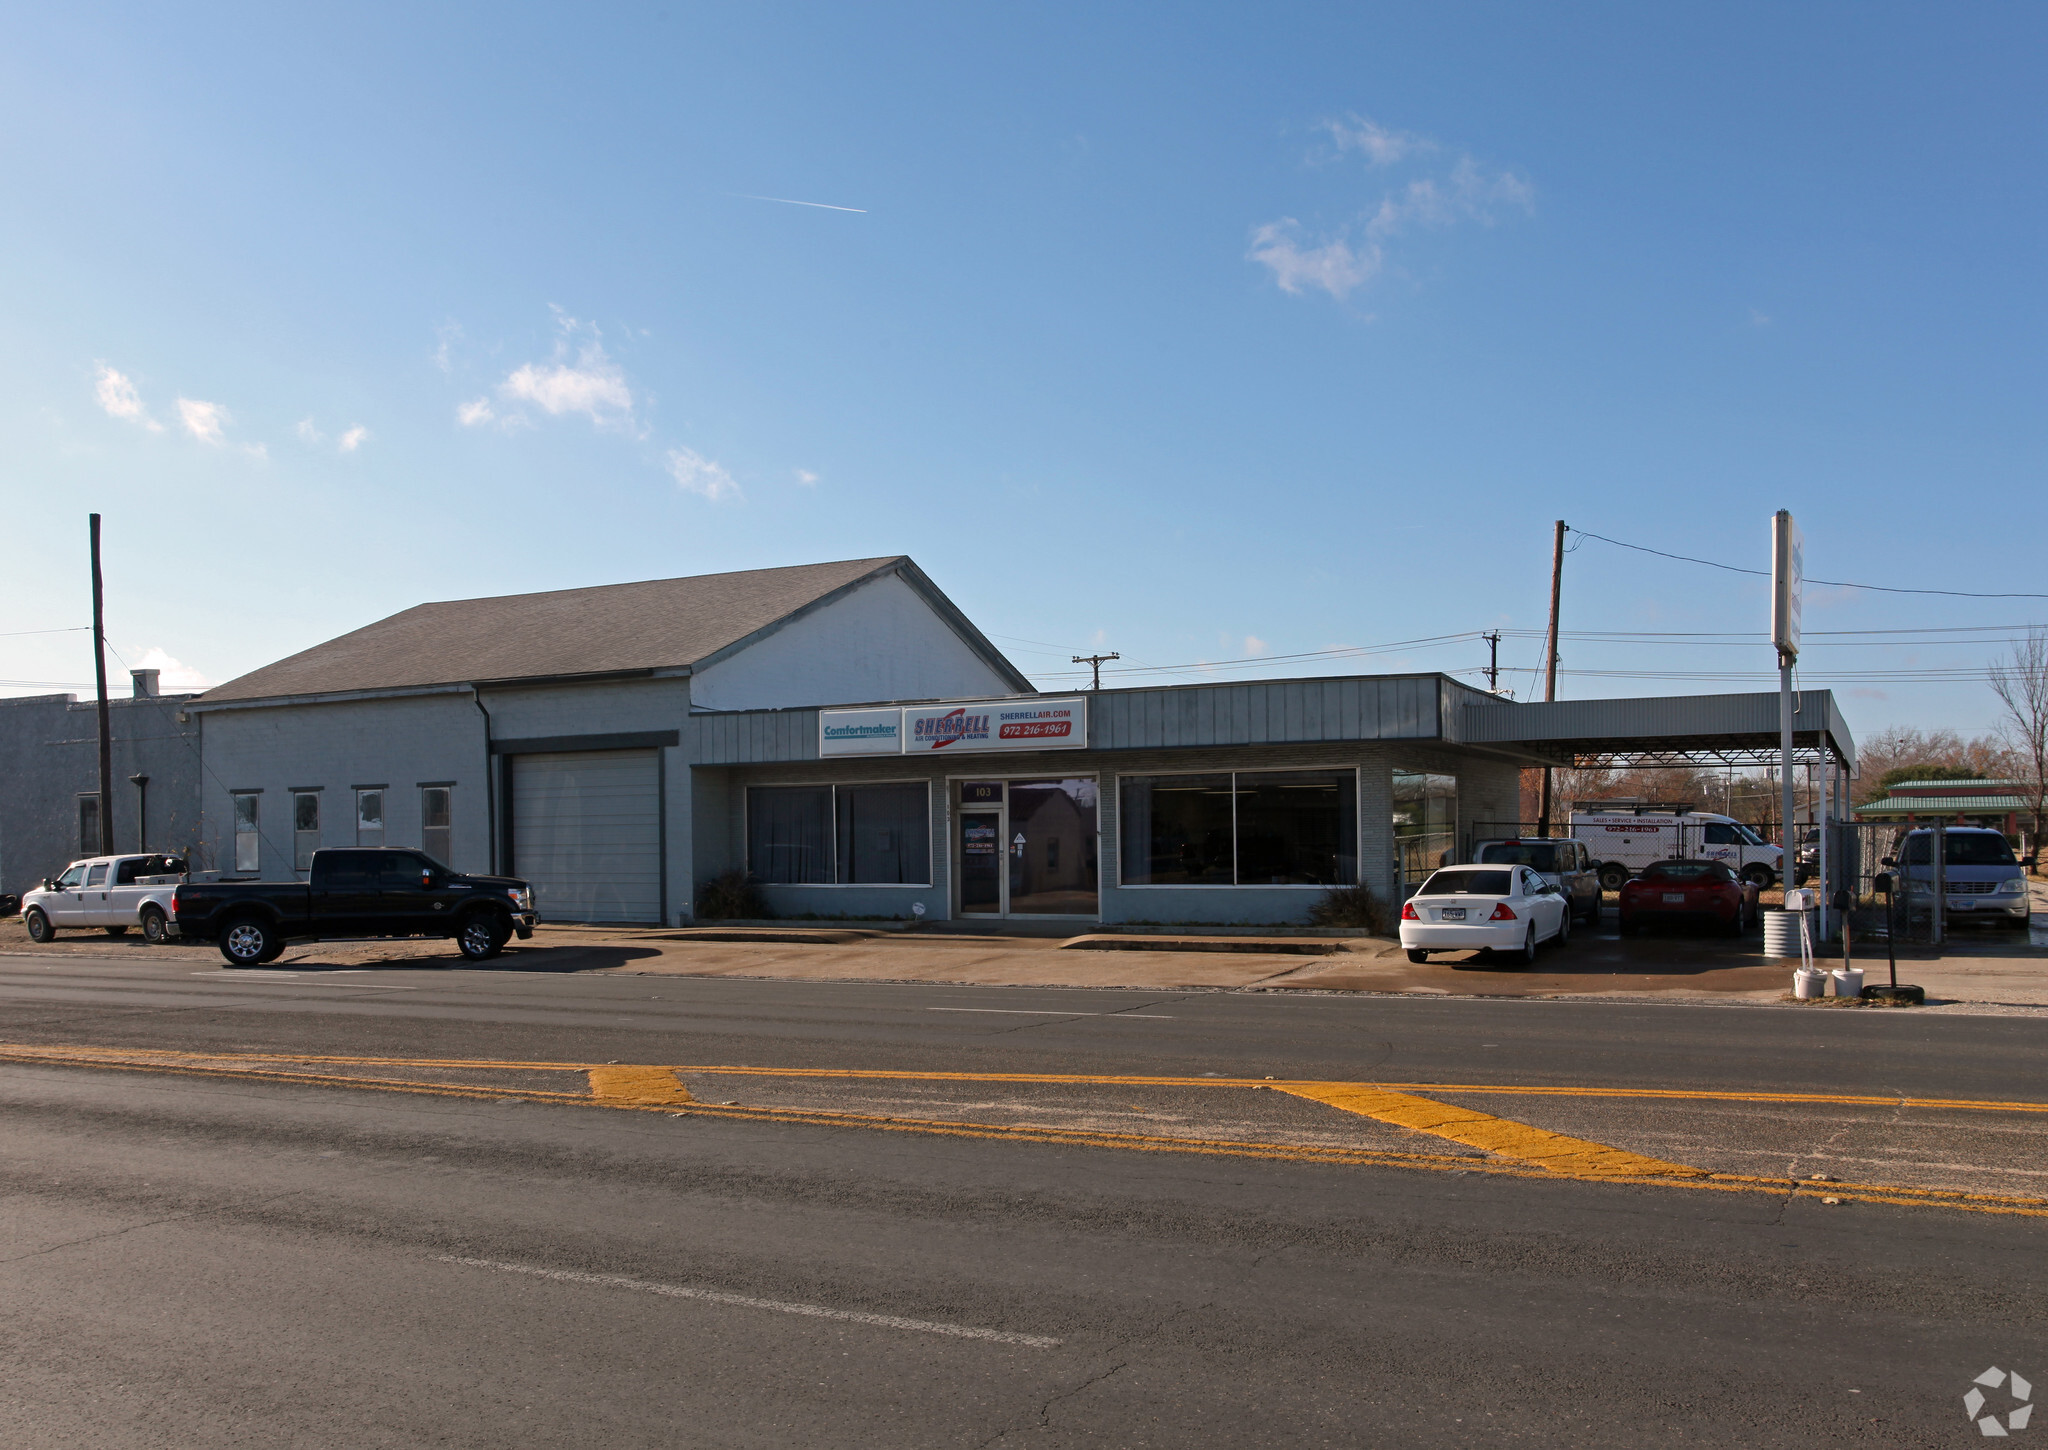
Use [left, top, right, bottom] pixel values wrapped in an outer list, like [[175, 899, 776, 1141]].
[[511, 750, 662, 924]]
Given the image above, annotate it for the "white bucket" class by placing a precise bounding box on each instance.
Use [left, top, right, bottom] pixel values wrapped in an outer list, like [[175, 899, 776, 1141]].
[[1831, 967, 1864, 998], [1763, 908, 1808, 958], [1793, 967, 1828, 999]]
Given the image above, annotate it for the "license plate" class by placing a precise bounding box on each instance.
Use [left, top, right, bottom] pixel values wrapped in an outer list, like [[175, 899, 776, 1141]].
[[1662, 893, 1686, 904], [1441, 907, 1466, 921]]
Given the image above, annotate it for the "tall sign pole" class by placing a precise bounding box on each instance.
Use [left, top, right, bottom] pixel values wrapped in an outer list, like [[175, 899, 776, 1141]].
[[1537, 520, 1565, 833], [89, 513, 114, 856], [1771, 509, 1802, 917]]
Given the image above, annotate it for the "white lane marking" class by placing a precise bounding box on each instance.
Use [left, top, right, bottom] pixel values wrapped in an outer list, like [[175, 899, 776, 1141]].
[[187, 973, 419, 989], [925, 1007, 1175, 1019], [435, 1256, 1061, 1348]]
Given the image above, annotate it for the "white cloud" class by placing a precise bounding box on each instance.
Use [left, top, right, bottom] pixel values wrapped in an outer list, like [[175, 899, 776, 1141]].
[[130, 646, 211, 690], [477, 310, 636, 430], [794, 469, 819, 486], [176, 397, 229, 446], [338, 425, 368, 453], [1251, 131, 1533, 304], [1247, 221, 1382, 299], [1747, 307, 1772, 328], [666, 447, 741, 502], [295, 417, 324, 445], [94, 364, 162, 431], [457, 398, 494, 427], [431, 320, 463, 373], [1321, 115, 1429, 166], [1244, 635, 1270, 656]]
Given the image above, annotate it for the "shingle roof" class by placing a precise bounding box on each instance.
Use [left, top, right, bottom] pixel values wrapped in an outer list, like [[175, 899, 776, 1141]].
[[202, 557, 1019, 703]]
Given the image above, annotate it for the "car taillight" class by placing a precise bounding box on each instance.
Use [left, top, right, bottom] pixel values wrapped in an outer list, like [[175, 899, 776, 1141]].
[[1400, 902, 1419, 920], [171, 886, 184, 913], [1490, 903, 1517, 921]]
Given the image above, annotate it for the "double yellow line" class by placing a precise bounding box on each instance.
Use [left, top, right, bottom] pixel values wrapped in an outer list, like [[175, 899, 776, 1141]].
[[3, 1043, 2044, 1219]]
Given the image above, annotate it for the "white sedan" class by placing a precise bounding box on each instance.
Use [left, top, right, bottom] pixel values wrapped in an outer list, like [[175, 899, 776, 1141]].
[[1398, 864, 1573, 965]]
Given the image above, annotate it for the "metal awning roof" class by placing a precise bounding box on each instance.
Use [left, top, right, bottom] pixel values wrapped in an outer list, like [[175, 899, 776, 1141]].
[[1854, 795, 2026, 816], [1459, 690, 1855, 770]]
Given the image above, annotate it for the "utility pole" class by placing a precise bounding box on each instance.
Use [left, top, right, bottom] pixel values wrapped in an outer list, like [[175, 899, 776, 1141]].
[[1072, 652, 1120, 691], [89, 513, 114, 856], [1482, 630, 1502, 692], [1537, 520, 1566, 834]]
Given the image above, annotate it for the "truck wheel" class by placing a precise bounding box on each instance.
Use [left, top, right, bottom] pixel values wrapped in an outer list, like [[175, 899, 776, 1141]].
[[141, 907, 170, 945], [103, 925, 129, 937], [457, 912, 510, 961], [219, 917, 275, 967], [1742, 864, 1776, 889], [24, 908, 56, 944], [1598, 864, 1629, 893]]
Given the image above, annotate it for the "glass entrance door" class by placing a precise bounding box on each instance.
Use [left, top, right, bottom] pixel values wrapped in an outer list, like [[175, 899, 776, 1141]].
[[958, 810, 1003, 915], [955, 779, 1099, 918]]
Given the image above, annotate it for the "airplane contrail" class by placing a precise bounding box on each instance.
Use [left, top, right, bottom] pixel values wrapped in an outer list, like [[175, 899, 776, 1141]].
[[730, 193, 868, 213]]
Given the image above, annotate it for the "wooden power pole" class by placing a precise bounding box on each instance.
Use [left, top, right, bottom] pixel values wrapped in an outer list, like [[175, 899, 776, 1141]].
[[1537, 520, 1565, 833], [89, 513, 114, 855]]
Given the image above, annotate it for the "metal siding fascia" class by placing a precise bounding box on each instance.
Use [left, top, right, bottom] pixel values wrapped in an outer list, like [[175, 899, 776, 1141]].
[[1176, 687, 1199, 748]]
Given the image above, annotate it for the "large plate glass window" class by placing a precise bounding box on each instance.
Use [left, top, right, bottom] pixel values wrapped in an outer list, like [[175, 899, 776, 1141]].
[[356, 789, 385, 848], [420, 787, 452, 866], [292, 791, 321, 872], [1393, 770, 1458, 888], [1006, 778, 1099, 914], [232, 792, 261, 874], [835, 783, 931, 884], [747, 783, 933, 886], [1119, 771, 1356, 886]]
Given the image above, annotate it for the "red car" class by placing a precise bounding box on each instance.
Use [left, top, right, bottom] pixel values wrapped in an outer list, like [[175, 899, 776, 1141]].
[[1618, 859, 1759, 936]]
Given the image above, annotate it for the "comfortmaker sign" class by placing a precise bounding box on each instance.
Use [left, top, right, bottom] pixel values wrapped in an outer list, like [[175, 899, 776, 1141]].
[[819, 698, 1088, 757]]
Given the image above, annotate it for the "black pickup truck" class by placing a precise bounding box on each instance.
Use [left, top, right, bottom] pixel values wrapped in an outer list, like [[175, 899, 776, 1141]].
[[174, 848, 538, 966]]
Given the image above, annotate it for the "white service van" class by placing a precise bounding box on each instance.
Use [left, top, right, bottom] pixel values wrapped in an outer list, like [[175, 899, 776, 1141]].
[[1570, 805, 1782, 891]]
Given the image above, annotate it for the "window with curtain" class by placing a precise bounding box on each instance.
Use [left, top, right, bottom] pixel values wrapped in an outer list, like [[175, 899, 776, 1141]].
[[1119, 770, 1356, 886], [747, 786, 834, 884], [836, 783, 931, 884], [748, 783, 932, 885], [356, 789, 385, 848]]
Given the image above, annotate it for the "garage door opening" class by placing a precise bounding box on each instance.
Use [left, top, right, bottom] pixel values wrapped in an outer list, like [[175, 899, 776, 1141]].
[[509, 749, 662, 924]]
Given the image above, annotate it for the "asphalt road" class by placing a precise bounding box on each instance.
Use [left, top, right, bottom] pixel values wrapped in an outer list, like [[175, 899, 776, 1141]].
[[2, 952, 2044, 1446]]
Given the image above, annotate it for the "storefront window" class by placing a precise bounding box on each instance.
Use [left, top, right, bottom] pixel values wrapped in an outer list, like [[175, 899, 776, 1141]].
[[836, 783, 931, 884], [1119, 770, 1356, 886], [1118, 774, 1233, 885], [748, 786, 834, 883], [1236, 771, 1357, 885], [1393, 770, 1458, 888], [748, 783, 932, 885]]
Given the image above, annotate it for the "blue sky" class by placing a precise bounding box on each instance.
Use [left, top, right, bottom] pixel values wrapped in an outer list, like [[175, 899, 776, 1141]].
[[4, 2, 2043, 741]]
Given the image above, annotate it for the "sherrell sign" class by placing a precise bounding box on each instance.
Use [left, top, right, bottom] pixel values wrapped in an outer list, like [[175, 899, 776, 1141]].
[[819, 698, 1088, 757]]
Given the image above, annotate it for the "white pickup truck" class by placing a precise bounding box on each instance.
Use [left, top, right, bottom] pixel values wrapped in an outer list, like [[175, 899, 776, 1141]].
[[21, 854, 188, 945]]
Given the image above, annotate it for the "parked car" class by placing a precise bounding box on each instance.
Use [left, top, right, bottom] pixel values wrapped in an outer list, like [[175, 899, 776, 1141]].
[[21, 854, 189, 945], [171, 847, 538, 965], [1399, 863, 1573, 965], [1793, 828, 1821, 886], [1890, 826, 2031, 930], [1617, 859, 1758, 936], [1471, 837, 1601, 924], [1572, 804, 1783, 890]]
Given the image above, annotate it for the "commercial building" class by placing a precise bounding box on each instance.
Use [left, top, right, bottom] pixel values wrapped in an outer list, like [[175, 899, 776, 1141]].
[[0, 670, 204, 898], [182, 556, 1857, 927]]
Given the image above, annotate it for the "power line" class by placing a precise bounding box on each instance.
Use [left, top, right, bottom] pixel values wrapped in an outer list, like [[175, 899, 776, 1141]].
[[1571, 528, 2048, 600]]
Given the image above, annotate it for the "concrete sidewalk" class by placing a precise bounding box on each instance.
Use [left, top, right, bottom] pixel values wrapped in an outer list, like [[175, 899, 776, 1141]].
[[5, 915, 2043, 1009]]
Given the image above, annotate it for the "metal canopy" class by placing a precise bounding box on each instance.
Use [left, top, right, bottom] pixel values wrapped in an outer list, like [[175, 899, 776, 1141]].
[[1459, 689, 1855, 771]]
